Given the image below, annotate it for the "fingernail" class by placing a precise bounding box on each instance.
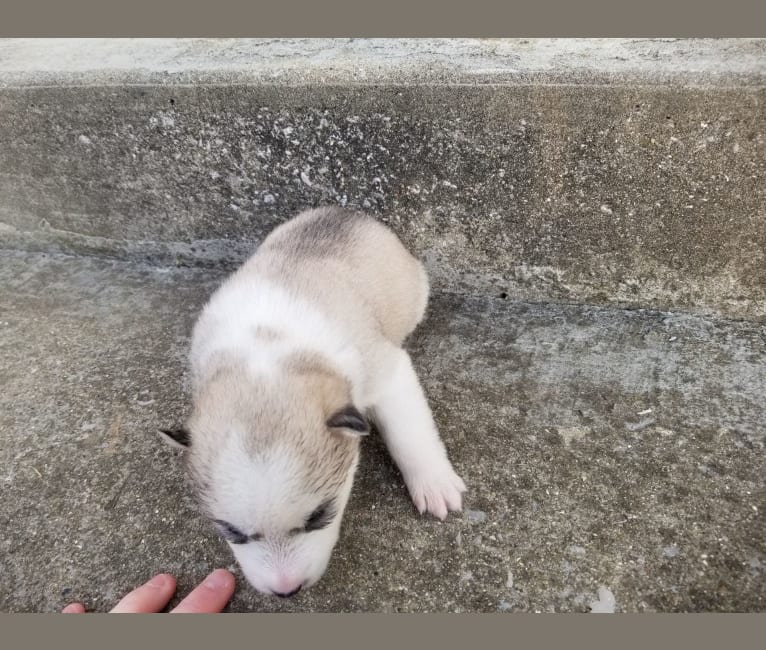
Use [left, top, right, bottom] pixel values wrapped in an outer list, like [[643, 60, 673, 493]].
[[204, 570, 231, 590], [148, 574, 169, 588]]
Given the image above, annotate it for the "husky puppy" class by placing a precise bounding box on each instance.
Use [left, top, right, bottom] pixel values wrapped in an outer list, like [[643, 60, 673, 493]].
[[160, 207, 466, 598]]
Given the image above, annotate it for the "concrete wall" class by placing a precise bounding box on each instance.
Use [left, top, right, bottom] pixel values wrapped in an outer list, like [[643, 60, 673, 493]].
[[1, 39, 764, 319]]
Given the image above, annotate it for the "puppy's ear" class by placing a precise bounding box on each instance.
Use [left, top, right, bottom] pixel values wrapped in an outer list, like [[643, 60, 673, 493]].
[[158, 426, 191, 449], [326, 405, 369, 437]]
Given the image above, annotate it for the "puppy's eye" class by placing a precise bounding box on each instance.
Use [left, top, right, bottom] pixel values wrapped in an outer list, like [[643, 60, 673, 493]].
[[305, 501, 335, 532], [213, 520, 251, 545]]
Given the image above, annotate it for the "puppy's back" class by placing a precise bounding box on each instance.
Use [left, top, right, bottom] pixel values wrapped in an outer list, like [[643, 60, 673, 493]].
[[247, 208, 429, 345]]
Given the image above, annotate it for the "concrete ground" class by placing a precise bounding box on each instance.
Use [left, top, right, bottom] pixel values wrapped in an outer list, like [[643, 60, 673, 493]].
[[0, 38, 764, 613], [1, 249, 763, 612]]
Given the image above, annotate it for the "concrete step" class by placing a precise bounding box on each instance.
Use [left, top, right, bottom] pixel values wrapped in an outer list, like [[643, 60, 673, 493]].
[[1, 39, 764, 612], [1, 38, 765, 320], [1, 250, 763, 612]]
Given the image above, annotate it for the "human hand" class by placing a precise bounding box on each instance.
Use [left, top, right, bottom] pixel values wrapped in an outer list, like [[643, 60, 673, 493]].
[[62, 569, 236, 613]]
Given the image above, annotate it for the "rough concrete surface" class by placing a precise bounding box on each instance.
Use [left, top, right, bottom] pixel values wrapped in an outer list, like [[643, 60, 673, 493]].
[[0, 38, 764, 613], [1, 250, 763, 612], [1, 38, 764, 86], [1, 40, 764, 321]]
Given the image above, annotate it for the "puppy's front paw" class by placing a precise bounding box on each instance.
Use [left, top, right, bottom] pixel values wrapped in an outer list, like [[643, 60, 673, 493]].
[[404, 463, 467, 521]]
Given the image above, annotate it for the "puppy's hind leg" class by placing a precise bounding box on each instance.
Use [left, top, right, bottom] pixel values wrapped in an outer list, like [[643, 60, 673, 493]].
[[370, 347, 466, 520]]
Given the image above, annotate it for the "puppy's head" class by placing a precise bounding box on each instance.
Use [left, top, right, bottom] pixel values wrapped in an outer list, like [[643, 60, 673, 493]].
[[160, 354, 367, 597]]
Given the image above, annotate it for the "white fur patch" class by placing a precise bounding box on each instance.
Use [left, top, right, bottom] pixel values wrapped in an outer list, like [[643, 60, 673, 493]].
[[191, 278, 364, 400], [208, 435, 355, 595]]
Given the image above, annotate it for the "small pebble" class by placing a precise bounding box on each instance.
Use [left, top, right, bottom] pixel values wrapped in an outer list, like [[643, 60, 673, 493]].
[[590, 586, 617, 613], [465, 510, 487, 523], [663, 544, 680, 558]]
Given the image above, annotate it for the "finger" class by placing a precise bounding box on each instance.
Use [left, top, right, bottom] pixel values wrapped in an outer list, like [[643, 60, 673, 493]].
[[171, 569, 236, 613], [110, 573, 177, 613], [62, 603, 86, 614]]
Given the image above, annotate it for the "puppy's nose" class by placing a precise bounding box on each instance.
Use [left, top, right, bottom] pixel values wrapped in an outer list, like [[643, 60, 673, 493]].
[[273, 585, 302, 598]]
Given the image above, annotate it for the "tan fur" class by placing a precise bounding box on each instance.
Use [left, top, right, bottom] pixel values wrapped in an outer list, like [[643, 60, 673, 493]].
[[166, 207, 464, 595], [232, 207, 429, 347], [252, 325, 283, 342], [186, 359, 358, 511], [187, 207, 432, 502]]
